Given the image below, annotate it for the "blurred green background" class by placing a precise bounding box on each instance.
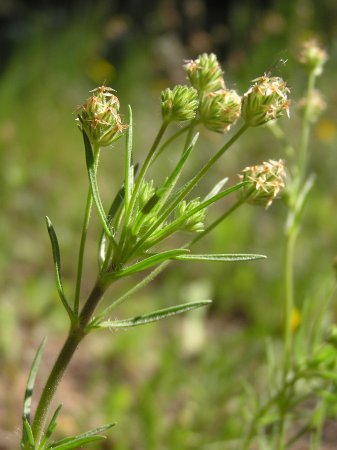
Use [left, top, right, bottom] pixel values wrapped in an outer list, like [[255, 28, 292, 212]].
[[1, 0, 337, 448]]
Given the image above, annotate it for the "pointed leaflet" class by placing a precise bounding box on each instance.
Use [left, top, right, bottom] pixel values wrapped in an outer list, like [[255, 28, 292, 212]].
[[155, 132, 199, 211], [124, 105, 133, 210], [146, 182, 246, 247], [23, 337, 47, 424], [174, 253, 267, 262], [103, 249, 189, 282], [96, 300, 212, 329], [46, 217, 74, 320], [131, 134, 199, 235], [39, 405, 63, 448], [82, 128, 118, 249], [203, 177, 228, 201], [92, 261, 171, 325], [45, 423, 115, 450], [98, 186, 125, 267], [22, 416, 35, 448]]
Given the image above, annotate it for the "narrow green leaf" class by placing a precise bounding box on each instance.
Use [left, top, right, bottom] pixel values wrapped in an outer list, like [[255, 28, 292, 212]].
[[82, 128, 117, 247], [22, 416, 35, 447], [174, 253, 267, 262], [158, 132, 199, 207], [46, 423, 115, 449], [204, 177, 228, 201], [111, 248, 190, 278], [130, 134, 199, 236], [47, 435, 105, 449], [124, 105, 133, 210], [23, 338, 47, 424], [145, 182, 246, 247], [97, 300, 212, 329], [92, 261, 170, 324], [98, 186, 125, 267], [40, 404, 63, 447], [46, 217, 74, 320]]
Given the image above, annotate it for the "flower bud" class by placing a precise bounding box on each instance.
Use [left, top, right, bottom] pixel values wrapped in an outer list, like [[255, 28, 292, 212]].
[[161, 85, 199, 122], [138, 180, 155, 210], [297, 89, 326, 123], [175, 198, 206, 232], [184, 53, 225, 94], [299, 39, 328, 76], [78, 86, 126, 147], [199, 89, 241, 133], [238, 159, 286, 209], [242, 76, 290, 127]]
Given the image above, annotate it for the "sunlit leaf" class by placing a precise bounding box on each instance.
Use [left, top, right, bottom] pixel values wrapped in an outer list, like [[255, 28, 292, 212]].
[[97, 300, 212, 329], [174, 253, 267, 262], [46, 217, 74, 320]]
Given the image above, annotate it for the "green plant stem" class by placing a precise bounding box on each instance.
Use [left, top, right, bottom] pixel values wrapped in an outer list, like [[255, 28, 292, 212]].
[[183, 120, 197, 151], [152, 124, 190, 163], [95, 197, 247, 323], [284, 230, 296, 375], [124, 121, 168, 224], [125, 124, 249, 261], [74, 146, 100, 315], [297, 70, 316, 189], [31, 281, 106, 446], [278, 68, 317, 450]]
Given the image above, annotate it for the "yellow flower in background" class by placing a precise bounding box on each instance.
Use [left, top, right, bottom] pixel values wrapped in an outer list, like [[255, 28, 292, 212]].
[[88, 58, 116, 84], [290, 307, 301, 332], [315, 119, 337, 143]]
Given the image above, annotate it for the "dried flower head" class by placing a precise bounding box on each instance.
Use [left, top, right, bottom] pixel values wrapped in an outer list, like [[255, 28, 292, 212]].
[[184, 53, 225, 94], [199, 89, 241, 133], [242, 76, 290, 127], [77, 86, 126, 147], [239, 159, 286, 208], [161, 85, 199, 122], [299, 39, 328, 76], [297, 89, 326, 123]]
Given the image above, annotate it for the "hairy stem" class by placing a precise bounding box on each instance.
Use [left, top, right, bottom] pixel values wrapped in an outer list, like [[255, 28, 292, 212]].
[[31, 281, 106, 446], [74, 146, 101, 315]]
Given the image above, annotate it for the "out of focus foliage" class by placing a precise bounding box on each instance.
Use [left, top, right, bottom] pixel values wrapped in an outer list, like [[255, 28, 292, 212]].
[[1, 1, 337, 448]]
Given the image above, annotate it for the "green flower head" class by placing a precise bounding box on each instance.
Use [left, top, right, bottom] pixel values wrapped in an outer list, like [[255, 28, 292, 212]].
[[184, 53, 225, 94], [242, 76, 290, 127], [199, 89, 241, 133], [175, 198, 206, 233], [161, 85, 199, 122], [78, 86, 126, 147], [239, 159, 286, 209]]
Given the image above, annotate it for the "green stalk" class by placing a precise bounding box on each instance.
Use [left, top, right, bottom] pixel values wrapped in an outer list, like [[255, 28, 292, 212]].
[[152, 123, 190, 163], [74, 146, 101, 315], [125, 124, 248, 261], [283, 230, 296, 375], [95, 197, 247, 323], [278, 68, 317, 449], [31, 280, 106, 446], [124, 121, 168, 224], [297, 70, 316, 189]]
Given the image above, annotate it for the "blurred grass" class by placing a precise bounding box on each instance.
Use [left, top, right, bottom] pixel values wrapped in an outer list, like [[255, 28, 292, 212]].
[[1, 3, 337, 449]]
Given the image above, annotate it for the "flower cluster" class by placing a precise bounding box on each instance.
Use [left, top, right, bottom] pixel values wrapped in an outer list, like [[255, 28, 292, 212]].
[[184, 53, 225, 93], [78, 86, 126, 147], [175, 198, 206, 232], [161, 53, 290, 135], [297, 89, 326, 123], [299, 39, 328, 76], [199, 89, 241, 133], [242, 76, 290, 127], [239, 159, 286, 209], [161, 85, 199, 122]]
